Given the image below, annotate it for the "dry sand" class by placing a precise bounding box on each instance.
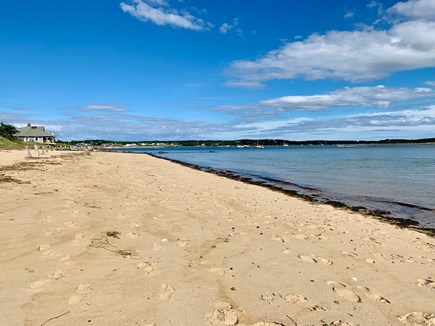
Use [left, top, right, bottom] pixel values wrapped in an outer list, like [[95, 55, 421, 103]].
[[0, 150, 434, 326]]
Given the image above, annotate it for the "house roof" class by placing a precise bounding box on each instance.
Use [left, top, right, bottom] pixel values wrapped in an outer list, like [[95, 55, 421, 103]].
[[15, 124, 54, 138]]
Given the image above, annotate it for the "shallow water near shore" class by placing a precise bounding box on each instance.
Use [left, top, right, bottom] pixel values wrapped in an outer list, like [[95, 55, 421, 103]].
[[118, 144, 435, 229]]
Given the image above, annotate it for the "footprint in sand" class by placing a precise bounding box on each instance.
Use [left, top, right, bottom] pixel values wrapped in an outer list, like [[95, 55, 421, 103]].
[[29, 279, 51, 290], [63, 200, 74, 209], [68, 284, 93, 305], [159, 283, 175, 301], [205, 303, 239, 326], [284, 293, 308, 304], [356, 286, 390, 303], [68, 295, 82, 305], [59, 255, 74, 267], [64, 221, 75, 228], [417, 278, 435, 290], [399, 312, 435, 325], [298, 255, 333, 265], [309, 304, 330, 312], [75, 283, 92, 294], [176, 239, 191, 247], [260, 293, 279, 304], [48, 271, 65, 280], [137, 262, 154, 274], [327, 281, 361, 303], [316, 257, 334, 265], [153, 244, 161, 251]]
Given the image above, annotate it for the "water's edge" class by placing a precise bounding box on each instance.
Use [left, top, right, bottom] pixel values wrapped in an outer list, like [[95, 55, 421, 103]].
[[104, 150, 435, 237]]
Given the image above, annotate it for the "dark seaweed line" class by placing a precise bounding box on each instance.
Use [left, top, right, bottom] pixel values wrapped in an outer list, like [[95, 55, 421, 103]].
[[104, 149, 435, 237]]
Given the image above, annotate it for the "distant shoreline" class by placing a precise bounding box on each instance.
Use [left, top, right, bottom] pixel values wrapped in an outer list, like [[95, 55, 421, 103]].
[[59, 137, 435, 148]]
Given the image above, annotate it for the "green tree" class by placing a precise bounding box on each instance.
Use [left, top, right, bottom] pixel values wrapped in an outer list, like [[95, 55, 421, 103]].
[[0, 122, 18, 139]]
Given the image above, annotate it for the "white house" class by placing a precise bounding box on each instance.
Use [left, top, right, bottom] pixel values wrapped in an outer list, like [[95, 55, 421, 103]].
[[15, 123, 55, 143]]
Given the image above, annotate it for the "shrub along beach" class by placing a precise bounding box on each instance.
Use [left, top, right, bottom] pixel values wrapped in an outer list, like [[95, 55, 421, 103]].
[[0, 149, 434, 325]]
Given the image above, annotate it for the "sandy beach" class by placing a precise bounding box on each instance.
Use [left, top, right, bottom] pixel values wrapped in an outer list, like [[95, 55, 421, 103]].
[[0, 150, 434, 326]]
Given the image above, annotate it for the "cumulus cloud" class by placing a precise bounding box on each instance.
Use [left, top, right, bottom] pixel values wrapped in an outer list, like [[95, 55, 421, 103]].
[[214, 85, 435, 112], [388, 0, 435, 19], [120, 0, 209, 30], [226, 0, 435, 87]]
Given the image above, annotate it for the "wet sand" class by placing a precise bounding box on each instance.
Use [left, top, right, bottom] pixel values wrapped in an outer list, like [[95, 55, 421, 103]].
[[0, 150, 434, 325]]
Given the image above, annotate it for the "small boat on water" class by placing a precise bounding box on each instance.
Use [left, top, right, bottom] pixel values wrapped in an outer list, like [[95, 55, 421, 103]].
[[255, 140, 265, 149]]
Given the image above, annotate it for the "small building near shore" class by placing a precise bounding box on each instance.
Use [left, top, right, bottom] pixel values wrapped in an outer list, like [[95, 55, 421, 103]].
[[15, 123, 55, 143]]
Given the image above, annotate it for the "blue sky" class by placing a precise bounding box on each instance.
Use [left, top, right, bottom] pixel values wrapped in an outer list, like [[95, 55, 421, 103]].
[[1, 0, 435, 140]]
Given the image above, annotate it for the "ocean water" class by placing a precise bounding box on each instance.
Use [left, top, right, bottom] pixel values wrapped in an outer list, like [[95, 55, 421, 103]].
[[119, 145, 435, 229]]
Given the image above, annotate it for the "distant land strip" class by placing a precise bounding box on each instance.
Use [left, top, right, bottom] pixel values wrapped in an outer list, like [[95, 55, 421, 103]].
[[59, 137, 435, 147]]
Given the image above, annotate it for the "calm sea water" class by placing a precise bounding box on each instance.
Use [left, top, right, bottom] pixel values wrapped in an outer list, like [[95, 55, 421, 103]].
[[119, 145, 435, 229]]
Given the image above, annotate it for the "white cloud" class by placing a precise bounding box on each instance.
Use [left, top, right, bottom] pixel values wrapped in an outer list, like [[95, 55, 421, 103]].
[[367, 1, 384, 17], [226, 0, 435, 87], [219, 23, 231, 34], [146, 0, 168, 6], [367, 1, 379, 9], [227, 106, 435, 140], [219, 18, 242, 35], [82, 104, 126, 112], [232, 117, 313, 131], [260, 85, 434, 110], [120, 0, 208, 31], [2, 103, 434, 141], [214, 85, 435, 112], [344, 10, 355, 19], [388, 0, 435, 19]]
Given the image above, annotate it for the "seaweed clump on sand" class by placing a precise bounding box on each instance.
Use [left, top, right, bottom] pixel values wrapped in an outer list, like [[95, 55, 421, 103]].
[[0, 173, 27, 184]]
